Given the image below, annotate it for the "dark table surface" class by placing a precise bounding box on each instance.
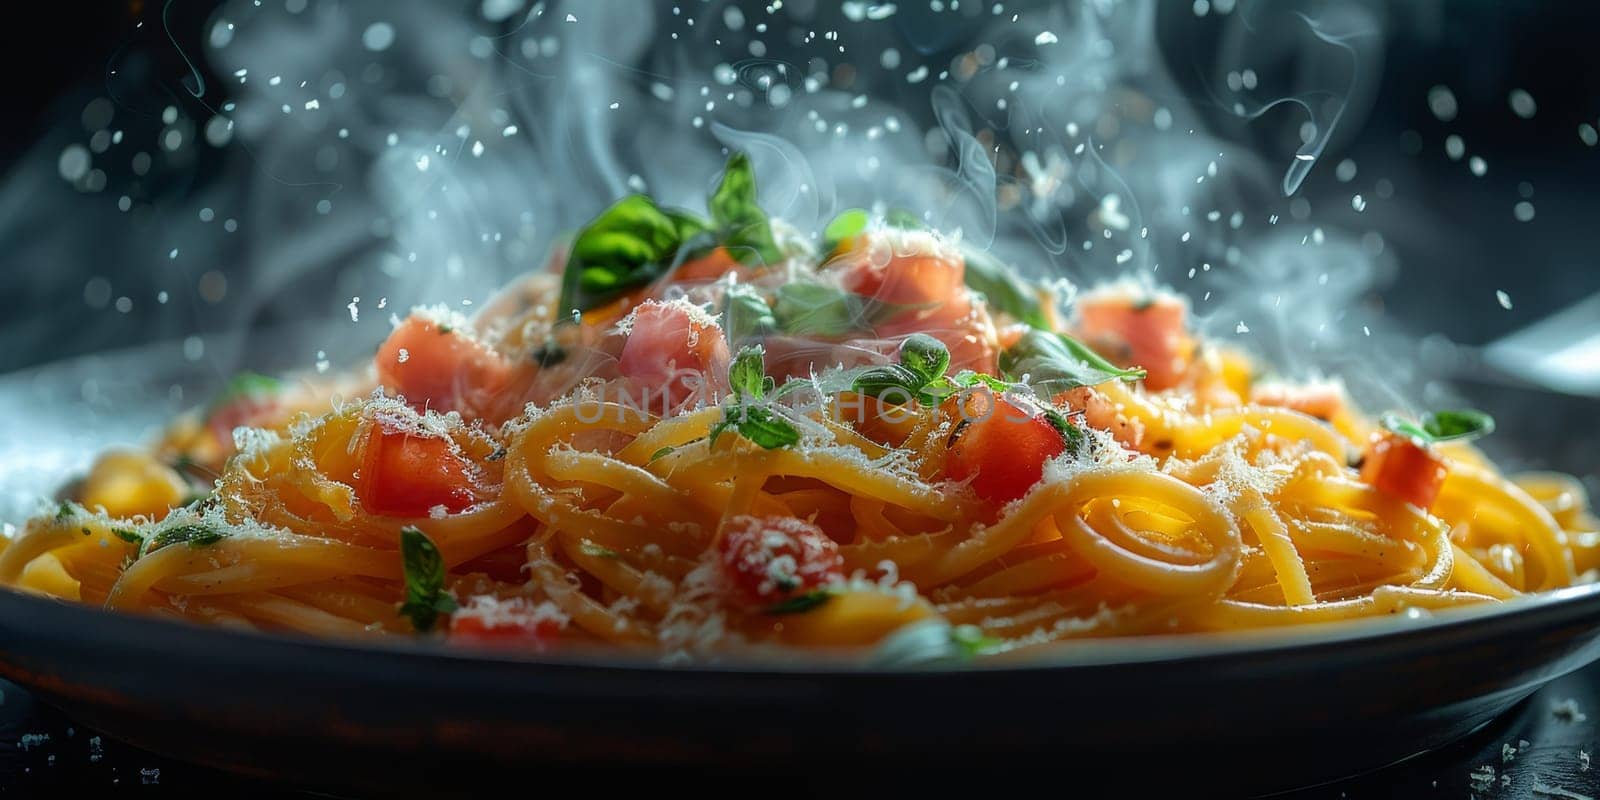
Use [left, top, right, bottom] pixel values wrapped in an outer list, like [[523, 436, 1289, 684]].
[[3, 666, 1598, 798]]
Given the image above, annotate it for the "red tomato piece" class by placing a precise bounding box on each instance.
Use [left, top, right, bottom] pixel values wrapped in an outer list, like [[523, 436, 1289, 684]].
[[376, 315, 514, 418], [1360, 431, 1449, 510], [717, 515, 844, 606], [944, 392, 1069, 506], [358, 419, 476, 517], [448, 600, 564, 650], [616, 300, 731, 409], [837, 237, 965, 307], [1075, 291, 1195, 392]]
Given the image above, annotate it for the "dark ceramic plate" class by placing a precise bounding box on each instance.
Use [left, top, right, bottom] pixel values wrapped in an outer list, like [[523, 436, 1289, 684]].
[[2, 332, 1599, 797]]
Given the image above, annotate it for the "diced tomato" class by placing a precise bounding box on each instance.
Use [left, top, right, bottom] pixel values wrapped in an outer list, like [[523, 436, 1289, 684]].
[[836, 233, 965, 307], [448, 601, 563, 650], [944, 392, 1069, 506], [1360, 431, 1449, 510], [1251, 382, 1345, 422], [376, 315, 514, 418], [616, 300, 731, 409], [1075, 291, 1195, 392], [717, 515, 845, 606], [358, 419, 476, 517]]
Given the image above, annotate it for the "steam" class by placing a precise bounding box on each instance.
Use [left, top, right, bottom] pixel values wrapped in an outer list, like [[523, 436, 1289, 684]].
[[0, 0, 1435, 413]]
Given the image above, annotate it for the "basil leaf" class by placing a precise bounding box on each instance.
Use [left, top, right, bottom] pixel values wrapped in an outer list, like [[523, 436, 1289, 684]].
[[951, 370, 1014, 392], [1042, 408, 1088, 456], [728, 345, 770, 400], [962, 247, 1050, 329], [851, 364, 924, 406], [850, 336, 954, 405], [649, 446, 677, 462], [399, 526, 456, 634], [1379, 414, 1432, 443], [822, 208, 869, 253], [772, 282, 863, 337], [766, 590, 833, 615], [709, 152, 781, 266], [110, 527, 144, 545], [1423, 409, 1496, 443], [999, 328, 1146, 393], [558, 195, 708, 313], [898, 334, 951, 384], [137, 523, 226, 559], [730, 405, 801, 449], [1380, 409, 1496, 445], [722, 286, 776, 344]]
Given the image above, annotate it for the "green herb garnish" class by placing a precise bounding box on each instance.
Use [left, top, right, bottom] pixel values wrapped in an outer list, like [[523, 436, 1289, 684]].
[[821, 208, 870, 253], [999, 328, 1146, 393], [147, 524, 224, 550], [708, 346, 802, 450], [721, 285, 776, 344], [558, 152, 784, 314], [1380, 409, 1496, 445], [961, 247, 1050, 330], [710, 405, 801, 450], [851, 334, 948, 404], [766, 590, 833, 615], [851, 336, 1018, 408], [898, 334, 951, 384], [772, 282, 863, 337], [1041, 408, 1089, 455], [398, 526, 457, 634], [708, 152, 782, 266], [558, 194, 710, 314], [727, 344, 776, 399]]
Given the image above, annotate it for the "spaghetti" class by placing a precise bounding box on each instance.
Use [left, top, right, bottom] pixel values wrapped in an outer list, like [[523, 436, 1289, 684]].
[[3, 153, 1594, 660]]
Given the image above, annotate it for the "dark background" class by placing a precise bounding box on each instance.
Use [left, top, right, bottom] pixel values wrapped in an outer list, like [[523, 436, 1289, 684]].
[[4, 0, 1600, 370]]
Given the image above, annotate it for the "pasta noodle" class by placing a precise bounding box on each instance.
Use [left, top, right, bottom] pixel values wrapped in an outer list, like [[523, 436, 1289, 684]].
[[2, 154, 1594, 661]]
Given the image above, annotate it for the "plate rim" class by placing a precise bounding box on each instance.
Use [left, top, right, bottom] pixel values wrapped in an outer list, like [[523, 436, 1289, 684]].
[[2, 580, 1599, 677]]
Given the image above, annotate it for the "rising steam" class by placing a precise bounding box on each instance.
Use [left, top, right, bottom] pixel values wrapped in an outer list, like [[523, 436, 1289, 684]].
[[0, 0, 1437, 412]]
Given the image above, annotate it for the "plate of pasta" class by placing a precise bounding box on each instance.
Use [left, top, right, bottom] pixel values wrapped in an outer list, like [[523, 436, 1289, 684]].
[[0, 153, 1596, 793]]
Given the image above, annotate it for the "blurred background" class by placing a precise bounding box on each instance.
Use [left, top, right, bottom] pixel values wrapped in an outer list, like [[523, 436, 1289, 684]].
[[0, 0, 1594, 475]]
